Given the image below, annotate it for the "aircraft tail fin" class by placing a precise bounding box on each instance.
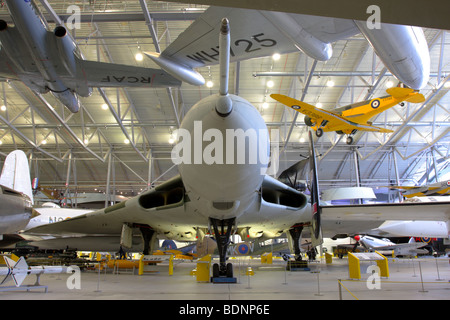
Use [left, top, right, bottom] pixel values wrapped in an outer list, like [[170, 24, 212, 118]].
[[0, 150, 33, 204], [308, 131, 323, 247], [2, 256, 29, 287], [404, 92, 426, 103]]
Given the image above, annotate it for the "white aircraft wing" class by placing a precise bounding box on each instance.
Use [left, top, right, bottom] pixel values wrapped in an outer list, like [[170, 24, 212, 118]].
[[0, 25, 39, 79], [154, 6, 359, 69], [65, 58, 182, 89], [372, 242, 427, 251], [24, 174, 310, 241], [25, 176, 202, 239], [321, 202, 450, 236]]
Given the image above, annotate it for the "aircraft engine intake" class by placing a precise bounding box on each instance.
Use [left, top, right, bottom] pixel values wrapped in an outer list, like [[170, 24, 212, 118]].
[[138, 187, 184, 210], [54, 25, 67, 38], [261, 187, 307, 209], [0, 20, 7, 31]]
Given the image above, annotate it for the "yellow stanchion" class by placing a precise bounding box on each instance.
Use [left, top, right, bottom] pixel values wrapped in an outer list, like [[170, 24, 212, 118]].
[[246, 267, 255, 276], [169, 255, 174, 276], [196, 254, 211, 282], [348, 252, 361, 279], [325, 252, 333, 264], [374, 251, 389, 278], [261, 252, 272, 264]]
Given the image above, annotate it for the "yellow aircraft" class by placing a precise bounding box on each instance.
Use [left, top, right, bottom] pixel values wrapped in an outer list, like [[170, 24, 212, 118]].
[[270, 87, 425, 144]]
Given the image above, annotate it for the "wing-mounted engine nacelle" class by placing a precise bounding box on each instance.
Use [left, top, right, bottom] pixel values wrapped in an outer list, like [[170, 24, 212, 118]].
[[304, 115, 314, 127], [53, 26, 77, 77], [260, 12, 332, 61]]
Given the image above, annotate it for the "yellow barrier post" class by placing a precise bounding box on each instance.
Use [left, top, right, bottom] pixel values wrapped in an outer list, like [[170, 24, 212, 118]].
[[267, 252, 272, 264], [138, 255, 144, 275], [347, 252, 361, 279], [261, 252, 273, 264], [196, 254, 211, 282], [325, 252, 333, 264], [375, 251, 389, 278], [169, 255, 174, 275]]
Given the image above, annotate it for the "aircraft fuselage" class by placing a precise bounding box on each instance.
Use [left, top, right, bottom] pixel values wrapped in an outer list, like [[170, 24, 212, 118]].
[[0, 0, 90, 112], [0, 187, 33, 235], [176, 93, 269, 220]]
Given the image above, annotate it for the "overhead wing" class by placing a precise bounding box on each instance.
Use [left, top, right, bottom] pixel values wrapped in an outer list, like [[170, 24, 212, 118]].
[[321, 202, 450, 237], [271, 93, 394, 133], [162, 0, 449, 30], [69, 58, 182, 89], [150, 6, 359, 69], [0, 24, 39, 80]]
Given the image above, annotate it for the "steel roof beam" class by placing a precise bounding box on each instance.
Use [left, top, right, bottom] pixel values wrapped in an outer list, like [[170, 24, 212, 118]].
[[34, 93, 105, 162]]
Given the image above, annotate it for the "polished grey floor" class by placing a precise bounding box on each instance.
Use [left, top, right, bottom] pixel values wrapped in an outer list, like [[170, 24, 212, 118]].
[[0, 255, 449, 300]]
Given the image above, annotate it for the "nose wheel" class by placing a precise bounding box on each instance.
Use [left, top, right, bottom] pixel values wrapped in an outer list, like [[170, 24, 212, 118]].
[[210, 217, 237, 283], [346, 136, 354, 145]]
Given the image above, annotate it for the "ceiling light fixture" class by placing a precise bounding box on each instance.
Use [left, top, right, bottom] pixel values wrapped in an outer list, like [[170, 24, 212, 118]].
[[135, 53, 144, 61]]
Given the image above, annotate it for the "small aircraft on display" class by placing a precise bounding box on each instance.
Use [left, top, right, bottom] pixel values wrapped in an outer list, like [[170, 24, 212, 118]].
[[389, 181, 450, 198], [0, 0, 180, 113], [355, 235, 429, 256], [26, 19, 450, 284], [270, 87, 425, 144], [145, 6, 430, 90]]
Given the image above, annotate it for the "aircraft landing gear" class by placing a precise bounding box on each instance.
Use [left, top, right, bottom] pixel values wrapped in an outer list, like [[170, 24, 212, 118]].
[[287, 225, 309, 271], [210, 217, 237, 283], [346, 136, 354, 145], [289, 225, 304, 261], [316, 128, 323, 137]]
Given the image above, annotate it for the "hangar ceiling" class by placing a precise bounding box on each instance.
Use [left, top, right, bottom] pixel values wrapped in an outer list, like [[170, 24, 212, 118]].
[[0, 1, 449, 201]]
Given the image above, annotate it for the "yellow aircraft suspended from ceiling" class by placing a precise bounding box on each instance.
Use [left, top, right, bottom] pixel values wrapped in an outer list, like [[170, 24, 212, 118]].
[[271, 87, 425, 144]]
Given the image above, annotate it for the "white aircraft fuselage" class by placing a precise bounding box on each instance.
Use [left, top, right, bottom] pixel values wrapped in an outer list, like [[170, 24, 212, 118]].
[[1, 0, 84, 112], [177, 93, 269, 221], [0, 0, 180, 113]]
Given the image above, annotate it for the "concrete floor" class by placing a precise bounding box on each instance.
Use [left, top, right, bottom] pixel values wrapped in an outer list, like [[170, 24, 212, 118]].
[[0, 256, 449, 301]]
